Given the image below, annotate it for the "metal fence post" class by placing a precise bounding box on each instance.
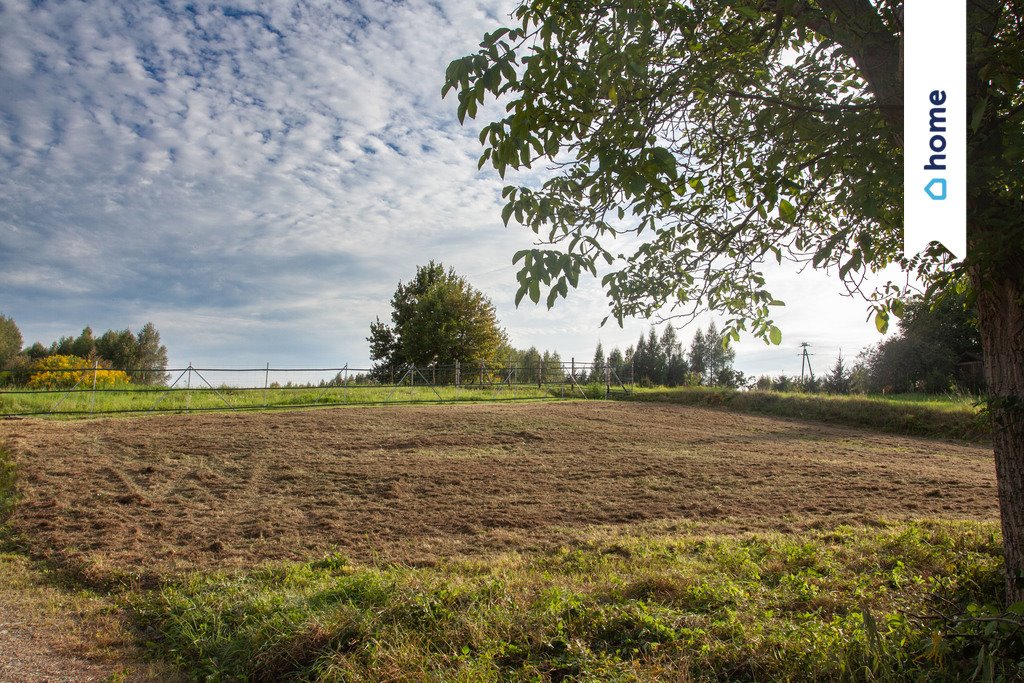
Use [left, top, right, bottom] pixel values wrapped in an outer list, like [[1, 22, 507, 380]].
[[90, 360, 98, 413], [455, 360, 460, 401], [186, 363, 192, 414], [264, 362, 270, 407]]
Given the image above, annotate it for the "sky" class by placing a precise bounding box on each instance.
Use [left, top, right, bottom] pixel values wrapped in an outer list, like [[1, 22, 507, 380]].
[[0, 0, 898, 378]]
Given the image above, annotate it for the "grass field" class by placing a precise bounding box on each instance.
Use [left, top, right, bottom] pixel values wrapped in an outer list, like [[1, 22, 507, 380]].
[[631, 387, 990, 442], [0, 382, 576, 417], [1, 400, 1018, 680]]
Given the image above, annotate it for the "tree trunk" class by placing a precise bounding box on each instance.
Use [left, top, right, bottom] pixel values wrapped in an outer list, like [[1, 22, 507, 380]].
[[975, 272, 1024, 603]]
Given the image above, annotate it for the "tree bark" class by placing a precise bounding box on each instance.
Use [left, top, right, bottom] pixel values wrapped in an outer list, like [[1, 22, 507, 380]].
[[975, 271, 1024, 603]]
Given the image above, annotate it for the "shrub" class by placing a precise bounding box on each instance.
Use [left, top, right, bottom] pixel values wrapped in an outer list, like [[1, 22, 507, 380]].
[[27, 355, 130, 389]]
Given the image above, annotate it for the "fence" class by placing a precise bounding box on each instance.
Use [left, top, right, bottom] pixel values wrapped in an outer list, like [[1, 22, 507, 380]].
[[0, 360, 633, 417]]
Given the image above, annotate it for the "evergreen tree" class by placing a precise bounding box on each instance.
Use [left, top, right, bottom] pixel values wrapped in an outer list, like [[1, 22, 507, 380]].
[[660, 325, 688, 387], [590, 341, 605, 383], [823, 352, 852, 395], [607, 347, 625, 383], [647, 328, 666, 385], [69, 326, 96, 359], [689, 328, 707, 384]]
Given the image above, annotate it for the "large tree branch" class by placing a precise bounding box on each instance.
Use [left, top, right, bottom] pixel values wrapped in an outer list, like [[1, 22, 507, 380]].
[[766, 0, 904, 143]]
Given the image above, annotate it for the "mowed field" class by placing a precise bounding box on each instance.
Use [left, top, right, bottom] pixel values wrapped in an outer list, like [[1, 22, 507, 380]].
[[2, 400, 997, 579]]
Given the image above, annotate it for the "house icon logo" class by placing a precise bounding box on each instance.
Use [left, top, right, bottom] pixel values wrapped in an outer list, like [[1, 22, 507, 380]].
[[925, 178, 947, 200]]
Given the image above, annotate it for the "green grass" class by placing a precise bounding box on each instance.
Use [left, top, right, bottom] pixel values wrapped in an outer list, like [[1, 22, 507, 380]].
[[134, 520, 1021, 682], [630, 387, 990, 442], [0, 383, 569, 417]]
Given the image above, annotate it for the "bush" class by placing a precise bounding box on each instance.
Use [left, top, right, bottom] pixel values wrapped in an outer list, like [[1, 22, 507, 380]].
[[27, 355, 130, 389]]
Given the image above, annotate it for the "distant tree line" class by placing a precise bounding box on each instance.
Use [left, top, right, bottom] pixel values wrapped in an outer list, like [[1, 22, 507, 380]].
[[755, 293, 983, 395], [589, 321, 742, 389], [0, 315, 169, 386]]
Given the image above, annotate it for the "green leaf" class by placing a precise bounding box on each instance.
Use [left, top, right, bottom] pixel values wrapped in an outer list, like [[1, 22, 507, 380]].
[[778, 199, 797, 224], [514, 284, 528, 307], [874, 310, 889, 334], [528, 279, 540, 304], [769, 325, 782, 345], [651, 147, 676, 176]]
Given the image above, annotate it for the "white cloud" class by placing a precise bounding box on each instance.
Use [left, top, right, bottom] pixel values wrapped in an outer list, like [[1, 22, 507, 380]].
[[0, 0, 895, 376]]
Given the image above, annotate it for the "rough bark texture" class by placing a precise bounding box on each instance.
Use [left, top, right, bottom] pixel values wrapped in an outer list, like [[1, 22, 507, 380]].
[[976, 274, 1024, 602]]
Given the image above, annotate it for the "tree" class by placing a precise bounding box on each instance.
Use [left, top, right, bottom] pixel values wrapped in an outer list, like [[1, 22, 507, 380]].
[[823, 352, 852, 394], [0, 314, 22, 368], [96, 329, 137, 370], [368, 262, 508, 378], [689, 328, 708, 384], [703, 322, 738, 387], [607, 346, 625, 382], [660, 325, 689, 386], [446, 2, 1024, 600], [133, 323, 170, 385], [860, 292, 982, 393], [647, 327, 667, 384], [590, 341, 605, 383]]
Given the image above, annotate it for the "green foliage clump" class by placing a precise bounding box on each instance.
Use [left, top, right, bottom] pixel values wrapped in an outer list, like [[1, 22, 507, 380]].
[[0, 314, 23, 369], [368, 262, 508, 380], [137, 522, 1022, 681], [858, 293, 984, 394], [19, 322, 169, 385]]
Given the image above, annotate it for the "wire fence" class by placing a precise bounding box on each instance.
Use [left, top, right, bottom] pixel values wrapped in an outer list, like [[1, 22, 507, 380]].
[[0, 360, 633, 417]]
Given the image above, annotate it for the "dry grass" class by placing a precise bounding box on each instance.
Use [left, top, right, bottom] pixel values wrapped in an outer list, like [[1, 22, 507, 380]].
[[0, 551, 177, 681], [0, 401, 997, 583]]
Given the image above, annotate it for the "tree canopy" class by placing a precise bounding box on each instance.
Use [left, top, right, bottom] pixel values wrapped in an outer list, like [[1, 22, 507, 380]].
[[368, 262, 508, 377], [858, 292, 982, 393], [6, 320, 169, 385], [443, 0, 1021, 336], [445, 0, 1024, 600]]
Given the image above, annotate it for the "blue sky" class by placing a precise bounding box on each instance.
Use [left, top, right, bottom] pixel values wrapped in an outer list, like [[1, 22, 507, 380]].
[[0, 0, 896, 376]]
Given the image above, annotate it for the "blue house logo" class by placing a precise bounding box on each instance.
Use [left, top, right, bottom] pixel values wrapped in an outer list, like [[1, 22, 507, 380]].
[[925, 178, 947, 200]]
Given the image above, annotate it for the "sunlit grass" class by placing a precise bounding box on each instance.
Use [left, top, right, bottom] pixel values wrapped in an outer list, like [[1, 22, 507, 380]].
[[136, 520, 1018, 682]]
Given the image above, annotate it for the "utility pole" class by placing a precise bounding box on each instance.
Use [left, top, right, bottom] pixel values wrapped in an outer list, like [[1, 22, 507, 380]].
[[799, 343, 815, 382]]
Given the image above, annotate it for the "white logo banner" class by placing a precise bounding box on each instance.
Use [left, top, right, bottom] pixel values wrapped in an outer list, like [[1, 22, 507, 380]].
[[903, 0, 967, 260]]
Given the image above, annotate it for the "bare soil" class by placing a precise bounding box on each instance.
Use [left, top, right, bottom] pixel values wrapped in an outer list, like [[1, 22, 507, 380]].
[[0, 401, 997, 578]]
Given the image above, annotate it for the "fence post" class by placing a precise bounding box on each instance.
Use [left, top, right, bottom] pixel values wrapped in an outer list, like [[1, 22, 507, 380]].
[[264, 362, 270, 407], [343, 364, 348, 403], [455, 360, 460, 401], [186, 363, 192, 414], [90, 360, 98, 413]]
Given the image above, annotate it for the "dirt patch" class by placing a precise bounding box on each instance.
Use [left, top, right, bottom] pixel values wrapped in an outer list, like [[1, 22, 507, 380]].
[[0, 402, 997, 578]]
